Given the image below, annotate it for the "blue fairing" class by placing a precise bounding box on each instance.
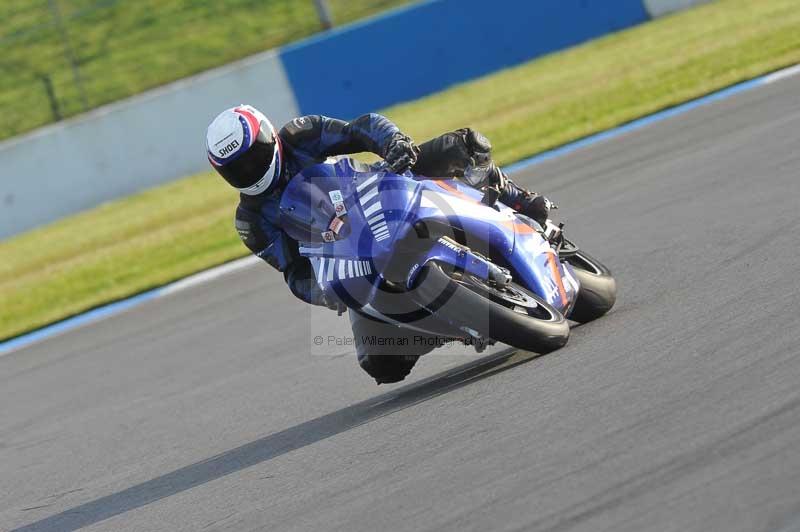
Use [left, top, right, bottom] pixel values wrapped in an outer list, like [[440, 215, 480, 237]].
[[278, 158, 578, 317]]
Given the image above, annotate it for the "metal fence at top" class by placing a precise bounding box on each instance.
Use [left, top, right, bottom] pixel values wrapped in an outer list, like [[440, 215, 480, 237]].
[[0, 0, 411, 142]]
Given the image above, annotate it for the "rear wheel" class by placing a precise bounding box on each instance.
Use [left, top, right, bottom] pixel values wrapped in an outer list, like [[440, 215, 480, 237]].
[[562, 244, 617, 323], [412, 263, 570, 353]]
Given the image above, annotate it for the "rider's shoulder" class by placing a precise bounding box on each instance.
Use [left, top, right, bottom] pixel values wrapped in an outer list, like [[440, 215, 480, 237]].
[[279, 115, 323, 141]]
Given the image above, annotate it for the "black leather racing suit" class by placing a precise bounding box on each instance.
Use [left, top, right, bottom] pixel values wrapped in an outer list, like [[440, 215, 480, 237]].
[[235, 113, 546, 383]]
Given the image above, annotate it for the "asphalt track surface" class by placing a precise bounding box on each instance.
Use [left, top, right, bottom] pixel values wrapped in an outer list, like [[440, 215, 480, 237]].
[[3, 74, 800, 532]]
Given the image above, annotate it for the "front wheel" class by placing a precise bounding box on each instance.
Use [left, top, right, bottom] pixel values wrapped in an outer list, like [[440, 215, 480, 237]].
[[562, 245, 617, 323], [412, 263, 570, 353]]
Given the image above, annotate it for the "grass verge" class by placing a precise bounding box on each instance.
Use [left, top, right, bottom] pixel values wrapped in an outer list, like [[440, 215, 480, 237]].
[[2, 0, 800, 341]]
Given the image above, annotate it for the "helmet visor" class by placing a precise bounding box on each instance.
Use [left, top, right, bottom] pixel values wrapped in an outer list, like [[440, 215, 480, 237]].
[[216, 135, 277, 189]]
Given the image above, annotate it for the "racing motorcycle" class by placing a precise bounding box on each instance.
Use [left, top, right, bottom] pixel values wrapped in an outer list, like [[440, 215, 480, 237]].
[[279, 158, 616, 354]]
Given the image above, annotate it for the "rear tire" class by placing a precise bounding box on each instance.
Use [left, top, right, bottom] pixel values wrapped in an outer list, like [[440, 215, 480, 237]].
[[563, 247, 617, 323], [413, 263, 570, 353]]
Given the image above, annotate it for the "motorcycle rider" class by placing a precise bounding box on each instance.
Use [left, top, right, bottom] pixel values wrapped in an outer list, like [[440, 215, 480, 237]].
[[206, 105, 553, 384]]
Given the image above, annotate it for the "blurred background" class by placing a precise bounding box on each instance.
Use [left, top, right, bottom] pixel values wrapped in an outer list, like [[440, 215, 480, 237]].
[[0, 0, 412, 141]]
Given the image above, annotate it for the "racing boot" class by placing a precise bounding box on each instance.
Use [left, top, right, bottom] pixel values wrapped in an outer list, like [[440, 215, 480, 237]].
[[515, 193, 556, 227], [358, 352, 420, 385], [350, 310, 435, 384], [483, 164, 556, 227]]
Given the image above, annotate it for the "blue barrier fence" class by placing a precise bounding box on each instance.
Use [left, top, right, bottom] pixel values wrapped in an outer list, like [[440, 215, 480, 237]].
[[279, 0, 651, 118]]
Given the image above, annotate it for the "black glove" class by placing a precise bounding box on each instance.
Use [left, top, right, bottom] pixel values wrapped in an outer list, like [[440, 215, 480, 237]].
[[321, 293, 347, 313], [287, 262, 343, 312], [384, 133, 420, 173], [299, 280, 345, 312]]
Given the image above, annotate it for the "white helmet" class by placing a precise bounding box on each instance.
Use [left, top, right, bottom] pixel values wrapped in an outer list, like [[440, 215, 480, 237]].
[[206, 105, 282, 195]]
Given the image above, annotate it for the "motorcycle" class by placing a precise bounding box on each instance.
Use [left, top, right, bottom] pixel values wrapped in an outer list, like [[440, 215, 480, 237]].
[[279, 157, 616, 354]]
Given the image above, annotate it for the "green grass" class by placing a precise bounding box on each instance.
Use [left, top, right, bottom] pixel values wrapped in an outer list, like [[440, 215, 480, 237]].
[[2, 0, 800, 341], [0, 0, 413, 141]]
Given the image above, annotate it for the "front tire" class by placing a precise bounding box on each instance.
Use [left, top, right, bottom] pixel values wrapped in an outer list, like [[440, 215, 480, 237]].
[[563, 246, 617, 323], [412, 263, 570, 353]]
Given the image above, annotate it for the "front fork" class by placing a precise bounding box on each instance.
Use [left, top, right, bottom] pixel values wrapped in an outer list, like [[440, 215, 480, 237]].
[[405, 236, 510, 290], [404, 237, 503, 352]]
